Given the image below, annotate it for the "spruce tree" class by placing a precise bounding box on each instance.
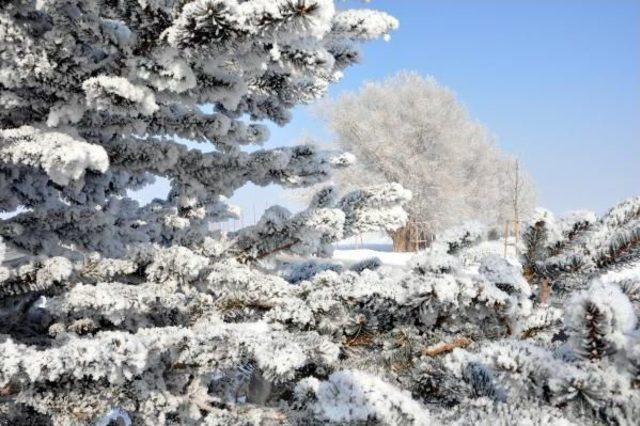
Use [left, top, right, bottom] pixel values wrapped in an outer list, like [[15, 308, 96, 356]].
[[1, 2, 638, 425], [0, 1, 403, 423]]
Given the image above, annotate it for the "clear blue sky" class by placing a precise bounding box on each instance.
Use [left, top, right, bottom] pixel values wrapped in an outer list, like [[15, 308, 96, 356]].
[[140, 0, 640, 219]]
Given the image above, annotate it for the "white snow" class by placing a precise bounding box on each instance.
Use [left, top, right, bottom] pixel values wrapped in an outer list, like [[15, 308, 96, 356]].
[[297, 370, 429, 425], [331, 231, 415, 267], [331, 235, 515, 269], [332, 248, 414, 268], [600, 261, 640, 284]]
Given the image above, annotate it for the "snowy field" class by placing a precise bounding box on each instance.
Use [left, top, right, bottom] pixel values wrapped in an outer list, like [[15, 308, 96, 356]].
[[331, 234, 520, 270], [332, 248, 413, 268], [331, 233, 412, 268]]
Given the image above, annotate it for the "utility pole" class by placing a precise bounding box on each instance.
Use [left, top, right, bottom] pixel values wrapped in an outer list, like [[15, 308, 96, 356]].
[[512, 159, 521, 254], [504, 159, 522, 258]]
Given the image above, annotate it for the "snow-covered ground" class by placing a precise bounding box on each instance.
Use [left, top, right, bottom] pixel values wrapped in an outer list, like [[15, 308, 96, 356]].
[[332, 248, 415, 268], [332, 232, 416, 268], [331, 237, 517, 269]]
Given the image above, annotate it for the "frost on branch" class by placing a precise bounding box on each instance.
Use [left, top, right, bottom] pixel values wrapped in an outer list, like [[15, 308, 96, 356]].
[[434, 221, 486, 255], [0, 256, 72, 297], [330, 9, 399, 41], [339, 182, 412, 235], [83, 76, 159, 117], [521, 197, 640, 295], [0, 0, 407, 423], [0, 126, 109, 186], [1, 0, 637, 424], [1, 200, 639, 424], [232, 182, 410, 261], [295, 370, 429, 425], [437, 275, 640, 424], [0, 0, 398, 262], [566, 280, 636, 362]]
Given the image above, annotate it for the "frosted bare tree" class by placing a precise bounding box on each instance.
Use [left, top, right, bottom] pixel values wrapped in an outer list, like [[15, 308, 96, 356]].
[[318, 73, 537, 250]]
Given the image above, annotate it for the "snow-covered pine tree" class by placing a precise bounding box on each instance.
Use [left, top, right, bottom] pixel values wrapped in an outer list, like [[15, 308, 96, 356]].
[[521, 198, 640, 297], [284, 211, 639, 425], [1, 2, 638, 425], [522, 218, 548, 279], [0, 1, 405, 423]]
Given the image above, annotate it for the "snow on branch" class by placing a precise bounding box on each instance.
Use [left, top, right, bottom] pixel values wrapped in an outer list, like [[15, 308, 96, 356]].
[[0, 127, 108, 186]]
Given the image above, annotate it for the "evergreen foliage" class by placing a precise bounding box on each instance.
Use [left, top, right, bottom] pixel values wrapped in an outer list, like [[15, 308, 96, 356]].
[[521, 199, 640, 295], [0, 1, 637, 425]]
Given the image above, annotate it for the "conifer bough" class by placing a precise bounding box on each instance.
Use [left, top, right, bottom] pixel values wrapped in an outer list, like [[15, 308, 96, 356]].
[[0, 1, 639, 425]]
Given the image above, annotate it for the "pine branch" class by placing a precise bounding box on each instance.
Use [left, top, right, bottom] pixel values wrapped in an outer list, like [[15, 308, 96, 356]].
[[581, 301, 611, 361], [595, 227, 640, 268]]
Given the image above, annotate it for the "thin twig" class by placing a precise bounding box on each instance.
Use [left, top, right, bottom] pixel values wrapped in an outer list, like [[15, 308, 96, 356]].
[[422, 337, 472, 357], [192, 398, 216, 413]]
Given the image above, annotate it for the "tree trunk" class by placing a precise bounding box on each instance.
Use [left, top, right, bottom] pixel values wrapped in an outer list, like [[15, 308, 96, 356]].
[[390, 226, 413, 252]]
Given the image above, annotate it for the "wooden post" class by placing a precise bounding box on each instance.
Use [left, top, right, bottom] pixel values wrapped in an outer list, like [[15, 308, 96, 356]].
[[512, 159, 521, 256], [503, 220, 510, 258], [540, 278, 551, 305]]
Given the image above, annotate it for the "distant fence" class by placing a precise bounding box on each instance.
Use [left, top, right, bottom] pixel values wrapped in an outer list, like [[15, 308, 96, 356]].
[[210, 203, 264, 233], [408, 221, 434, 252], [503, 219, 522, 257]]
